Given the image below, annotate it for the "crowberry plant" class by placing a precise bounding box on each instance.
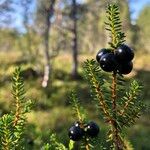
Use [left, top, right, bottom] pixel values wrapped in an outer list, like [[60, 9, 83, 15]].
[[0, 3, 146, 150], [67, 3, 145, 150]]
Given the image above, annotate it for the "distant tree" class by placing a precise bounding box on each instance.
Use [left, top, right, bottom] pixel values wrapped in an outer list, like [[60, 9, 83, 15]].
[[0, 29, 19, 52], [36, 0, 56, 88], [118, 0, 132, 45], [79, 0, 107, 52], [137, 5, 150, 53], [0, 0, 14, 27], [130, 24, 140, 51], [55, 0, 88, 78], [80, 0, 132, 51], [0, 0, 18, 51], [20, 0, 33, 60], [70, 0, 79, 78], [54, 0, 80, 78]]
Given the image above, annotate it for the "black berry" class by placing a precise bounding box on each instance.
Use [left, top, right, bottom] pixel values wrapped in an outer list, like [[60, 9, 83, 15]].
[[74, 121, 81, 127], [100, 53, 117, 72], [115, 44, 134, 62], [68, 125, 84, 141], [86, 121, 99, 137], [117, 61, 133, 75], [96, 48, 110, 63]]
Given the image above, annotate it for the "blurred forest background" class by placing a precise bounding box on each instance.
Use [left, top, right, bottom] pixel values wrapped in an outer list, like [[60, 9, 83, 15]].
[[0, 0, 150, 149]]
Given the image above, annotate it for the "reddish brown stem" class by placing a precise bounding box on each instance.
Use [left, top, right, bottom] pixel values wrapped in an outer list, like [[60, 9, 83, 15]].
[[112, 72, 117, 110], [13, 97, 20, 126], [85, 144, 90, 150], [111, 72, 124, 150], [85, 138, 90, 150]]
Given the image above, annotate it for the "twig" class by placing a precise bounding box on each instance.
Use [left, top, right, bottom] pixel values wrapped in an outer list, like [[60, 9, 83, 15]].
[[111, 72, 124, 150], [85, 138, 90, 150], [85, 144, 90, 150], [120, 92, 136, 116], [88, 63, 111, 119]]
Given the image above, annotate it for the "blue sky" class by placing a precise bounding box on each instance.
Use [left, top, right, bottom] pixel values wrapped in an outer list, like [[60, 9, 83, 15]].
[[12, 0, 150, 31], [129, 0, 150, 20], [78, 0, 150, 21]]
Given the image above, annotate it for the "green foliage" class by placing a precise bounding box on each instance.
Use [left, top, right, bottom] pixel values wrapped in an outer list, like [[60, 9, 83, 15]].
[[42, 134, 67, 150], [105, 3, 126, 49], [12, 67, 32, 147], [83, 59, 111, 121], [0, 114, 14, 150], [118, 80, 144, 127], [0, 67, 32, 149], [69, 91, 86, 122]]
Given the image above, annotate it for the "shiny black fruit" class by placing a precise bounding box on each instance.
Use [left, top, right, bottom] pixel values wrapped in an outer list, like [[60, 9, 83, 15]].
[[68, 125, 84, 141], [117, 61, 133, 75], [100, 53, 117, 72], [86, 121, 99, 137], [96, 48, 110, 63], [115, 44, 134, 62], [74, 121, 81, 127]]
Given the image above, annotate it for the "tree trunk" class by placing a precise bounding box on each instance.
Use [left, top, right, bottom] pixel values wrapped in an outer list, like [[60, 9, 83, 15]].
[[71, 0, 79, 79], [42, 0, 56, 88]]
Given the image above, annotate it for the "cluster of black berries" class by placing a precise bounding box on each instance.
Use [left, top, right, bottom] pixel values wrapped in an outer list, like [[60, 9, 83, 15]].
[[68, 121, 99, 141], [96, 44, 134, 74]]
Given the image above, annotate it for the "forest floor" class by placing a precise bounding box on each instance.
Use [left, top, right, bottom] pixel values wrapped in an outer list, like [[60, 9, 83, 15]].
[[0, 51, 149, 149]]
